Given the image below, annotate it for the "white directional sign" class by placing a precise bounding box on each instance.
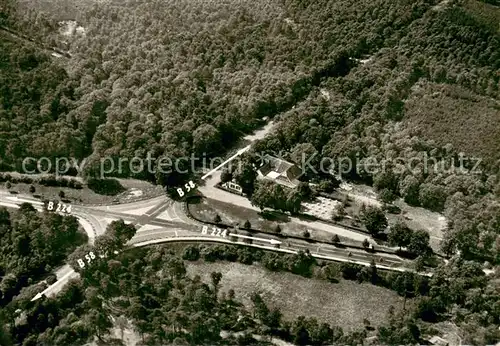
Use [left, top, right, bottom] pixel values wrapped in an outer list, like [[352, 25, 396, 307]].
[[201, 225, 228, 237], [232, 233, 281, 245], [200, 225, 280, 245]]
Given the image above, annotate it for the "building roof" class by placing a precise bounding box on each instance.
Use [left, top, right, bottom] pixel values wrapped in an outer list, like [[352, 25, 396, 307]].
[[429, 336, 449, 346], [257, 154, 303, 188]]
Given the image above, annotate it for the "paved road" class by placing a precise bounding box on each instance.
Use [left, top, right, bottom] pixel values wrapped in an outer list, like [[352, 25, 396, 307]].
[[201, 146, 251, 181], [131, 236, 410, 274], [0, 190, 412, 300]]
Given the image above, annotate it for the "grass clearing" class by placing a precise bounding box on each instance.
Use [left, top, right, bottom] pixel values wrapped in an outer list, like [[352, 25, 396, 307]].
[[186, 261, 406, 331], [341, 182, 447, 250], [463, 0, 500, 33], [390, 200, 446, 250], [1, 178, 163, 205]]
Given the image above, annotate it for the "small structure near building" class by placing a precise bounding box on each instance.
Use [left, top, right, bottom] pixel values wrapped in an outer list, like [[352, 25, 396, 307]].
[[221, 181, 243, 194], [257, 154, 303, 188], [428, 336, 449, 346]]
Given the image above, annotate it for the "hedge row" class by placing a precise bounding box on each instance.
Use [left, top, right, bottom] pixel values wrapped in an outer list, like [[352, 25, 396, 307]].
[[0, 173, 83, 189]]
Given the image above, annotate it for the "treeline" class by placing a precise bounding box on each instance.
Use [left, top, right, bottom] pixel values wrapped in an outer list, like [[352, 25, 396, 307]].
[[86, 178, 124, 196], [0, 173, 128, 197], [479, 0, 499, 5], [0, 173, 83, 189], [184, 243, 425, 290], [0, 204, 86, 306]]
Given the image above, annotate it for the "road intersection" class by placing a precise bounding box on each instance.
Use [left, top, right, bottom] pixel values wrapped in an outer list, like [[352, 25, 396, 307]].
[[0, 188, 413, 301], [0, 118, 415, 300]]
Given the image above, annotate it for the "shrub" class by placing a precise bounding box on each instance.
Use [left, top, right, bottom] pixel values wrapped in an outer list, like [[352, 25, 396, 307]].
[[39, 175, 58, 187], [360, 206, 388, 235], [237, 247, 254, 265], [297, 182, 313, 200], [362, 239, 370, 249], [220, 170, 233, 183], [222, 246, 239, 262], [19, 177, 33, 184], [317, 180, 336, 193], [332, 205, 346, 221], [383, 204, 401, 214], [340, 262, 363, 280], [323, 263, 341, 282], [46, 274, 57, 285], [332, 234, 341, 244], [200, 247, 220, 262], [87, 178, 125, 196], [379, 188, 396, 203], [68, 180, 83, 189], [182, 245, 200, 261], [274, 224, 282, 234]]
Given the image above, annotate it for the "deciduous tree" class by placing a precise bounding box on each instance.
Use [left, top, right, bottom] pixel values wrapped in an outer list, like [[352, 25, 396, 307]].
[[361, 206, 388, 235]]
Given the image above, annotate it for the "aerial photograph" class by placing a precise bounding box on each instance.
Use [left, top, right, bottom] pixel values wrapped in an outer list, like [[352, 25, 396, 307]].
[[0, 0, 499, 345]]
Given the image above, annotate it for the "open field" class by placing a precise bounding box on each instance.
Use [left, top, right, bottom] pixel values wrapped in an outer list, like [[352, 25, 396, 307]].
[[404, 82, 500, 167], [390, 200, 446, 250], [186, 261, 406, 331], [463, 0, 500, 33]]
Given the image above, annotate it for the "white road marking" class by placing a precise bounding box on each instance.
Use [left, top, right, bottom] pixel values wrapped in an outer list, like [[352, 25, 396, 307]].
[[233, 233, 281, 245], [6, 196, 44, 205], [201, 145, 251, 180]]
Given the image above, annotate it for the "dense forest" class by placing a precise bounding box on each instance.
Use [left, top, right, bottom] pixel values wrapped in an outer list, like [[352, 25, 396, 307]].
[[1, 0, 498, 173], [0, 204, 86, 307], [1, 0, 438, 179], [0, 242, 497, 345], [1, 242, 360, 345]]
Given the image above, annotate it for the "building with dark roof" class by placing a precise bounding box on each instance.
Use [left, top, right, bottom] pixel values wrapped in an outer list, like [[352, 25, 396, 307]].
[[257, 154, 303, 188]]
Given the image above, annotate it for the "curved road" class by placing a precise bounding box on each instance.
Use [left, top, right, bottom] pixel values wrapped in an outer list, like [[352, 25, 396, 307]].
[[0, 189, 413, 301]]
